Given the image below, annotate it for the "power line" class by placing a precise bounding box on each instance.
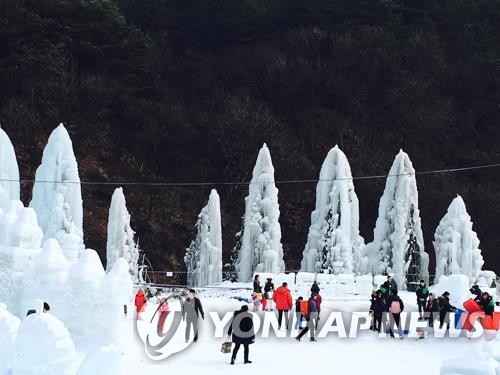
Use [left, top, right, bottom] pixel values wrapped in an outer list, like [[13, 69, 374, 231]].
[[5, 162, 500, 187]]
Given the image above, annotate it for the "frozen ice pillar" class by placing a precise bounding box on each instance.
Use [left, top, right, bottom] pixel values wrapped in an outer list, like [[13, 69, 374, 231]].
[[235, 144, 285, 282], [185, 189, 223, 286], [0, 127, 20, 208], [30, 123, 84, 261]]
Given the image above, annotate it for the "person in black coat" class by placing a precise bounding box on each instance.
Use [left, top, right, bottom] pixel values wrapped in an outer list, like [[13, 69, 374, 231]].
[[228, 305, 255, 365], [438, 291, 456, 329], [425, 293, 439, 327], [253, 275, 261, 293], [311, 281, 320, 295], [371, 290, 385, 333], [264, 278, 275, 311], [296, 295, 318, 342], [386, 289, 404, 339], [470, 285, 482, 303]]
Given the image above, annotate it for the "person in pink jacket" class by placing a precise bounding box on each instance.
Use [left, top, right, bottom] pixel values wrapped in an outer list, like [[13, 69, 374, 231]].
[[157, 298, 170, 335]]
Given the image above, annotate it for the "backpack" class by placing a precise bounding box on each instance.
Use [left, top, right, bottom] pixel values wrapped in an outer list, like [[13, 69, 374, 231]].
[[389, 299, 401, 314], [300, 300, 309, 317]]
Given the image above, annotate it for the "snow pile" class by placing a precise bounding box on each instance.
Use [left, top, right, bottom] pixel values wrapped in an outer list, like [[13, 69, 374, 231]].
[[477, 271, 496, 288], [0, 303, 20, 373], [434, 195, 484, 283], [355, 274, 375, 295], [366, 150, 429, 289], [441, 340, 499, 375], [30, 123, 84, 262], [301, 146, 367, 275], [106, 187, 140, 281], [76, 346, 123, 375], [185, 189, 223, 286], [67, 249, 105, 335], [7, 207, 44, 249], [433, 274, 470, 308], [0, 128, 20, 208], [235, 144, 285, 281], [0, 200, 24, 243], [14, 312, 77, 375], [96, 258, 132, 344], [21, 238, 70, 321]]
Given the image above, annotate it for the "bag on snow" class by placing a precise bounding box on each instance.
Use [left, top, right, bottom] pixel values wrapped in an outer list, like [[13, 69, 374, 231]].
[[389, 300, 401, 314], [220, 337, 232, 354], [300, 300, 309, 317]]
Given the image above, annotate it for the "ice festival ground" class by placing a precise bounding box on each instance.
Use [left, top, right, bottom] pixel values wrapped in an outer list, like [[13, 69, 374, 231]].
[[115, 286, 498, 375]]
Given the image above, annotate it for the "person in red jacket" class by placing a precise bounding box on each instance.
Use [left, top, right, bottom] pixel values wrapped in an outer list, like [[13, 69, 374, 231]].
[[313, 293, 322, 329], [135, 289, 147, 319], [273, 282, 293, 329]]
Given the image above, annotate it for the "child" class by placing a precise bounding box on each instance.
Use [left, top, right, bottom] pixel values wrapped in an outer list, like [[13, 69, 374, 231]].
[[295, 297, 304, 329], [251, 292, 262, 312]]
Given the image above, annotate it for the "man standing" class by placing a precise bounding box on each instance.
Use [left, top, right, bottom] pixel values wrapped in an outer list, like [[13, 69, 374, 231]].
[[182, 289, 205, 343], [296, 295, 318, 342], [273, 282, 293, 329], [416, 280, 429, 320]]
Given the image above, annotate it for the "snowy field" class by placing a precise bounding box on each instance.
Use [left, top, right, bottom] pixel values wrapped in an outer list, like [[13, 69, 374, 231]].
[[102, 285, 499, 375]]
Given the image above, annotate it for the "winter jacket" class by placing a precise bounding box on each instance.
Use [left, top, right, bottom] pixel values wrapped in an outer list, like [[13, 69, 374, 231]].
[[158, 302, 170, 313], [273, 286, 293, 310], [295, 300, 302, 312], [372, 295, 385, 316], [228, 309, 255, 345], [416, 285, 429, 301], [426, 298, 439, 312], [135, 289, 147, 312], [311, 282, 320, 295], [478, 296, 495, 316], [470, 285, 482, 303], [253, 280, 261, 293], [264, 281, 274, 298], [182, 297, 205, 320], [438, 295, 455, 313], [380, 282, 391, 296], [305, 297, 318, 321], [315, 294, 322, 313], [390, 279, 398, 293], [385, 295, 404, 313]]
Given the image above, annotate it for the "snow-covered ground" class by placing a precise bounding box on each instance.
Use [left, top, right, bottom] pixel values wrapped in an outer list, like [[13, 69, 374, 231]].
[[92, 285, 499, 375]]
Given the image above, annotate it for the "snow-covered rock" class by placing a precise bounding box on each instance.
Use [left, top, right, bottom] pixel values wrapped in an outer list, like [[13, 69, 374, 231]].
[[185, 189, 223, 286], [434, 195, 484, 283], [235, 144, 285, 281], [0, 303, 20, 373], [106, 187, 140, 281], [366, 150, 429, 289], [7, 207, 43, 249], [67, 249, 105, 335], [13, 312, 77, 375], [301, 146, 367, 275], [30, 123, 84, 262], [0, 128, 20, 208], [76, 346, 122, 375]]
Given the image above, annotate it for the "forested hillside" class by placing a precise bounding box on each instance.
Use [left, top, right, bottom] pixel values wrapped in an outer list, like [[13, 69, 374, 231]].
[[1, 0, 499, 277]]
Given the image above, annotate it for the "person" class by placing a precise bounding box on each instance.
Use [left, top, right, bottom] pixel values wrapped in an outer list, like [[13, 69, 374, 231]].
[[369, 290, 377, 330], [296, 295, 318, 342], [416, 280, 429, 320], [182, 289, 205, 342], [263, 278, 275, 311], [470, 285, 482, 303], [379, 279, 391, 303], [496, 277, 500, 306], [228, 305, 255, 365], [311, 281, 320, 295], [314, 293, 322, 329], [43, 302, 50, 313], [478, 292, 495, 317], [294, 297, 304, 330], [371, 290, 385, 333], [425, 293, 439, 328], [135, 289, 147, 319], [273, 282, 293, 329], [251, 291, 262, 312], [386, 289, 404, 339], [253, 275, 261, 293], [438, 291, 456, 329], [157, 298, 170, 335], [387, 275, 398, 294]]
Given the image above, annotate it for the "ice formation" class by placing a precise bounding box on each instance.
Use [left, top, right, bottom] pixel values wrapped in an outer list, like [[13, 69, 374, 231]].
[[434, 195, 484, 283], [300, 146, 366, 274], [0, 128, 20, 208], [366, 150, 429, 289], [13, 312, 77, 375], [185, 189, 223, 286], [67, 249, 105, 335], [30, 123, 84, 261], [235, 144, 285, 282], [106, 187, 139, 281], [0, 303, 20, 373]]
